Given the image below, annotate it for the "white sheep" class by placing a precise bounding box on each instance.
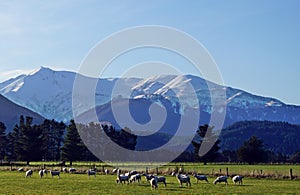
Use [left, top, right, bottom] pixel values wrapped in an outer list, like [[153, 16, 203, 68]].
[[142, 173, 154, 182], [129, 174, 141, 183], [232, 175, 243, 185], [150, 177, 158, 189], [154, 175, 167, 187], [104, 169, 109, 175], [39, 170, 44, 178], [62, 167, 67, 173], [176, 174, 191, 187], [42, 169, 48, 175], [171, 171, 176, 177], [87, 169, 96, 177], [69, 168, 76, 174], [25, 170, 33, 178], [129, 170, 138, 176], [116, 174, 129, 184], [213, 176, 228, 185], [124, 172, 130, 177], [50, 170, 60, 179], [123, 170, 138, 177], [18, 167, 24, 172], [112, 168, 118, 174], [193, 174, 209, 183]]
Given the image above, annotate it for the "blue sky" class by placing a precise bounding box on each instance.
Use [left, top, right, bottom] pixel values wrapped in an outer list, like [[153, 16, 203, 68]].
[[0, 0, 299, 105]]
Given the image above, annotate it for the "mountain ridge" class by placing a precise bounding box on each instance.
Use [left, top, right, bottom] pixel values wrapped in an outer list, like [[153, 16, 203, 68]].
[[0, 67, 299, 127]]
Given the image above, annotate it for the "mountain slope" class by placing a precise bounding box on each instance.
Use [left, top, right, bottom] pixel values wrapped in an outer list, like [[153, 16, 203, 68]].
[[0, 67, 299, 127], [0, 94, 45, 131], [219, 120, 300, 155], [0, 67, 141, 122]]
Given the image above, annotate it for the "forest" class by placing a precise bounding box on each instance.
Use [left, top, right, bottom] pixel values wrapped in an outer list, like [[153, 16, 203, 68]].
[[0, 116, 300, 164]]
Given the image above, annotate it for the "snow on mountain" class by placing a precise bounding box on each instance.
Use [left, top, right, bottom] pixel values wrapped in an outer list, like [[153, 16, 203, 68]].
[[0, 67, 75, 122], [0, 67, 297, 126], [225, 87, 284, 108], [0, 67, 142, 122]]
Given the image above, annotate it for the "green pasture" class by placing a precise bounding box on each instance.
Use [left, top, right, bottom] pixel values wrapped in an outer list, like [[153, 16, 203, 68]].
[[6, 162, 299, 179], [0, 164, 300, 194]]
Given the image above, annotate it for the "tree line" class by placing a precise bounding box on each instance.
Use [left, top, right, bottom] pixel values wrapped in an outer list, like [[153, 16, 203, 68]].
[[176, 124, 300, 163], [0, 116, 137, 165], [0, 116, 299, 164]]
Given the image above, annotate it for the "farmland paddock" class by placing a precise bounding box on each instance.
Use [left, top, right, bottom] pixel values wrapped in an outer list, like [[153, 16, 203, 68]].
[[0, 166, 299, 194], [0, 162, 299, 179]]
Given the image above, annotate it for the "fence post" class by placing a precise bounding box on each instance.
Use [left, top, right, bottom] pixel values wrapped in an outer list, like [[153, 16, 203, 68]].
[[290, 169, 294, 180], [146, 167, 148, 174], [226, 167, 229, 176], [156, 167, 159, 175], [219, 169, 222, 174]]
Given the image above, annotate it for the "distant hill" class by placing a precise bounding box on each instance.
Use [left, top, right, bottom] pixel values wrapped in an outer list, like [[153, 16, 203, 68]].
[[219, 120, 300, 155], [0, 94, 44, 131]]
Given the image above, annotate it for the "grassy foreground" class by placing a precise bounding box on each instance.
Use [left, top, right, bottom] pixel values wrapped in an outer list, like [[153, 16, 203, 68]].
[[0, 170, 299, 194]]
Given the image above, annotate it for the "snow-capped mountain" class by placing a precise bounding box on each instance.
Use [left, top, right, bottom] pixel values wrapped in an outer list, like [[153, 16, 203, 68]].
[[0, 67, 299, 127], [0, 67, 75, 122], [0, 67, 142, 122]]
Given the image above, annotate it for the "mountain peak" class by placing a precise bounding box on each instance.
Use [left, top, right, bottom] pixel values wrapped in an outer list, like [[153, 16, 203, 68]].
[[1, 68, 299, 125], [28, 66, 54, 76]]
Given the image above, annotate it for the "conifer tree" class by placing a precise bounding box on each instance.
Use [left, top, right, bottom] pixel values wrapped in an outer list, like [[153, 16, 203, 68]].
[[192, 125, 221, 164], [237, 136, 267, 164], [61, 120, 84, 165], [0, 122, 7, 161]]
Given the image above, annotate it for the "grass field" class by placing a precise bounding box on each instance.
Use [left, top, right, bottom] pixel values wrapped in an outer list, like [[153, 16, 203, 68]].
[[5, 162, 299, 179], [0, 164, 300, 195], [6, 162, 300, 175]]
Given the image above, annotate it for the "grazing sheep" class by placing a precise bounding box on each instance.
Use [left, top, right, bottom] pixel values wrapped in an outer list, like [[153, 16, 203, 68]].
[[69, 168, 76, 174], [152, 176, 167, 187], [142, 173, 154, 182], [50, 171, 60, 179], [213, 176, 228, 185], [171, 171, 176, 177], [150, 177, 158, 189], [87, 169, 96, 177], [116, 174, 129, 184], [176, 174, 191, 187], [112, 168, 118, 175], [18, 167, 24, 172], [193, 174, 209, 183], [39, 170, 44, 178], [42, 169, 48, 175], [122, 170, 138, 178], [62, 167, 67, 173], [124, 172, 130, 177], [104, 169, 109, 175], [232, 175, 243, 185], [129, 174, 141, 183], [129, 170, 138, 176], [25, 170, 33, 178]]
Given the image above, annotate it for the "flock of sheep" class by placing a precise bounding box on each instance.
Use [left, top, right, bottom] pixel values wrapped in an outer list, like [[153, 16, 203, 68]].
[[19, 167, 243, 190], [111, 168, 243, 189]]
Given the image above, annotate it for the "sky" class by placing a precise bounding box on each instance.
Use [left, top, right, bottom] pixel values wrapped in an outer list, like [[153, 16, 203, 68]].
[[0, 0, 299, 105]]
